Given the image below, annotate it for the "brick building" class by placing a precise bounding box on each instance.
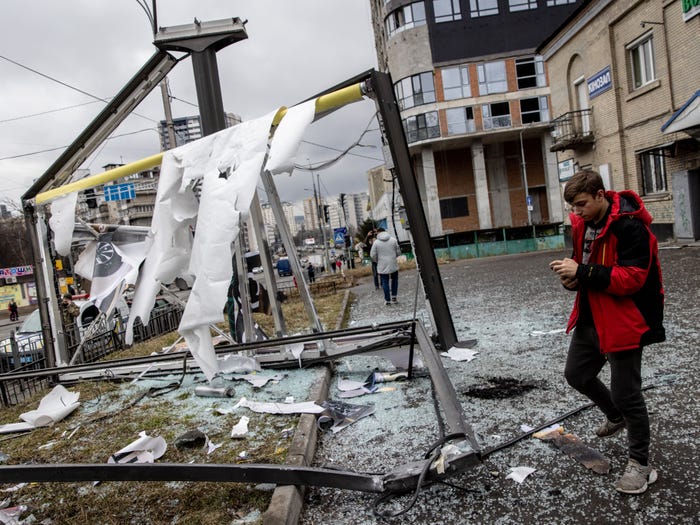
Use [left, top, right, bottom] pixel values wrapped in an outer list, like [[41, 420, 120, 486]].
[[368, 0, 584, 252], [540, 0, 700, 241]]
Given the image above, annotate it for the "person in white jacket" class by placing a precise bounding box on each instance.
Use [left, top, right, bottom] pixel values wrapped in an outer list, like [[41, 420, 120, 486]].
[[369, 228, 401, 305]]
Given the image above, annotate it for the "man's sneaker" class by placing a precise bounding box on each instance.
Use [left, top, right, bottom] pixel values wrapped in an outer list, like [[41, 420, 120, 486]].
[[391, 296, 397, 303], [596, 417, 626, 437], [615, 458, 658, 494], [384, 301, 392, 306]]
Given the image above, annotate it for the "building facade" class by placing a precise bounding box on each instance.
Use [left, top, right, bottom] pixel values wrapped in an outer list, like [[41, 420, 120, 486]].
[[540, 0, 700, 241], [159, 113, 242, 150], [369, 0, 584, 248]]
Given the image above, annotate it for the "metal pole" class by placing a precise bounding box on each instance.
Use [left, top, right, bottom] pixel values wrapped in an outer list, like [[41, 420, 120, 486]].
[[159, 78, 177, 149], [520, 128, 532, 226], [370, 70, 458, 351], [317, 172, 331, 272]]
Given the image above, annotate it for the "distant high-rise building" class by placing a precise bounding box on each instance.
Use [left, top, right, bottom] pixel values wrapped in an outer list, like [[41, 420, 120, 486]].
[[260, 201, 297, 247], [302, 196, 319, 231], [159, 113, 243, 150]]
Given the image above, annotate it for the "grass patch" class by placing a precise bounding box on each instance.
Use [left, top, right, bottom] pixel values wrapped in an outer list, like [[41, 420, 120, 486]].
[[0, 287, 352, 524]]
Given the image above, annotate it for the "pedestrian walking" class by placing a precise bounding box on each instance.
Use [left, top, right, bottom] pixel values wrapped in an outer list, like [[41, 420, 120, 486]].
[[550, 169, 665, 495], [8, 299, 19, 322], [365, 229, 380, 290], [307, 264, 316, 283], [370, 228, 401, 306]]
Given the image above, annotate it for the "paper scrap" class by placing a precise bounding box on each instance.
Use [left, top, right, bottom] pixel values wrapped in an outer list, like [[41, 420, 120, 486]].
[[108, 431, 167, 464], [231, 416, 250, 439], [532, 424, 563, 439], [229, 373, 284, 388], [506, 466, 536, 483], [441, 347, 479, 362], [233, 397, 324, 415], [1, 385, 80, 434]]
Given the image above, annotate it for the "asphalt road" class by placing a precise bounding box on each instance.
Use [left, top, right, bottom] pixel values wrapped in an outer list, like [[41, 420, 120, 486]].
[[301, 245, 700, 524]]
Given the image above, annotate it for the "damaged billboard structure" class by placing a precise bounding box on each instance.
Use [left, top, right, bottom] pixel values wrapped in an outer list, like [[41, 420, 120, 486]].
[[0, 15, 575, 518]]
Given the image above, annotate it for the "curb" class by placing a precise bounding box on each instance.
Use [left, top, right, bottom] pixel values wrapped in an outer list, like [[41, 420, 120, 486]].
[[262, 289, 350, 525]]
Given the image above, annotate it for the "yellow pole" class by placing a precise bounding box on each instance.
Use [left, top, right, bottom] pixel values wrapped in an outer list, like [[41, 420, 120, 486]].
[[35, 82, 366, 205]]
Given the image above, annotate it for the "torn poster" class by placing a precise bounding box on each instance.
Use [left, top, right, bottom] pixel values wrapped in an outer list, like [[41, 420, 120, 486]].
[[534, 427, 610, 474], [126, 110, 278, 380], [337, 371, 407, 398], [228, 373, 285, 388], [234, 397, 324, 415], [0, 385, 81, 434], [108, 431, 167, 464], [317, 400, 375, 433], [74, 230, 147, 314]]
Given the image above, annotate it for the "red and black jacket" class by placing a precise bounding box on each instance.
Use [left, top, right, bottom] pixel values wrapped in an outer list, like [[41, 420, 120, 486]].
[[566, 190, 665, 353]]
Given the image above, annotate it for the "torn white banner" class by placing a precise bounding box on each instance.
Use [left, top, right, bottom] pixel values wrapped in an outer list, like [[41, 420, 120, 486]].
[[265, 100, 316, 175], [48, 192, 78, 256], [127, 111, 278, 380], [219, 354, 261, 374], [506, 466, 536, 483], [441, 347, 479, 362], [234, 397, 324, 415], [108, 431, 167, 464]]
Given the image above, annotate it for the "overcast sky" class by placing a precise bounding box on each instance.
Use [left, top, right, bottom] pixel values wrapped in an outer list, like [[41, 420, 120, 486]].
[[0, 0, 384, 212]]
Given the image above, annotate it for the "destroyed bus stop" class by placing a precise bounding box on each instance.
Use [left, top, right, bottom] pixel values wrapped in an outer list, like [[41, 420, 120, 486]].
[[2, 15, 488, 512]]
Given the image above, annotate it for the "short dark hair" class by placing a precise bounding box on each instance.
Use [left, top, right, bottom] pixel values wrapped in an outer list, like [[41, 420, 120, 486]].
[[63, 293, 72, 300], [563, 170, 605, 203]]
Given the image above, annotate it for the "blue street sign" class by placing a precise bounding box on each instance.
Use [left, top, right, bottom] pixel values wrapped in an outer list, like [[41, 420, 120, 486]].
[[333, 227, 347, 244], [105, 182, 136, 202]]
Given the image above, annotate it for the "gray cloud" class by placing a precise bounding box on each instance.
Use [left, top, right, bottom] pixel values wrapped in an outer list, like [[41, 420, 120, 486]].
[[0, 0, 382, 208]]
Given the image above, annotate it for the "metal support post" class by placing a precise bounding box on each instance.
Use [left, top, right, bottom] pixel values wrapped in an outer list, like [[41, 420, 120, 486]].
[[369, 70, 458, 351], [249, 191, 286, 336], [260, 170, 323, 334]]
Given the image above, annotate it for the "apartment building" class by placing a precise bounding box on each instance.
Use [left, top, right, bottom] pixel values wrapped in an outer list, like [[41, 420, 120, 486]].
[[368, 0, 583, 251], [159, 113, 242, 150], [540, 0, 700, 241]]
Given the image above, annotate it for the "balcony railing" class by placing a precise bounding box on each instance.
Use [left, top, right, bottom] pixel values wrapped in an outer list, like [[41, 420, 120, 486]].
[[549, 109, 594, 151]]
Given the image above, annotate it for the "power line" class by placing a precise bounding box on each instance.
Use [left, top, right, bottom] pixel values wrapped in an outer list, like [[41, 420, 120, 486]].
[[0, 53, 157, 124], [0, 100, 103, 124], [0, 128, 159, 162]]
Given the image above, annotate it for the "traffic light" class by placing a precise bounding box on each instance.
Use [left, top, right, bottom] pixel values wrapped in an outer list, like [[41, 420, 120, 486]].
[[323, 205, 329, 223]]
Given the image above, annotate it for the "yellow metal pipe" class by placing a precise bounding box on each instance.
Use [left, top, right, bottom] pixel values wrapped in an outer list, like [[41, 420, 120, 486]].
[[35, 82, 366, 205]]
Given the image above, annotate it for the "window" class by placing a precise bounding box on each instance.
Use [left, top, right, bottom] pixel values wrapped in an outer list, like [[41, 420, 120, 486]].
[[639, 149, 667, 194], [628, 34, 655, 90], [470, 0, 498, 17], [477, 61, 508, 94], [520, 97, 550, 123], [433, 0, 462, 22], [442, 65, 471, 100], [509, 0, 537, 11], [516, 56, 546, 89], [394, 72, 436, 110], [482, 101, 511, 129], [440, 196, 469, 218], [546, 0, 575, 5], [446, 107, 475, 134], [385, 2, 427, 37], [403, 112, 440, 143]]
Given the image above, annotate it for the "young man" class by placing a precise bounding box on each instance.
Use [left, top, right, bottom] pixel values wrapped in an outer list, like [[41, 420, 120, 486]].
[[370, 228, 401, 306], [550, 170, 665, 495]]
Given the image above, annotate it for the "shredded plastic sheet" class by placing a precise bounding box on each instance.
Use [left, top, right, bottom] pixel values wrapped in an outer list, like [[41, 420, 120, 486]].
[[534, 426, 610, 474], [0, 385, 80, 434], [48, 192, 78, 256], [108, 431, 167, 464]]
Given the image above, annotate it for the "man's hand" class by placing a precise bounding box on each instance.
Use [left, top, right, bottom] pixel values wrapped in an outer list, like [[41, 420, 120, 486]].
[[549, 258, 579, 280]]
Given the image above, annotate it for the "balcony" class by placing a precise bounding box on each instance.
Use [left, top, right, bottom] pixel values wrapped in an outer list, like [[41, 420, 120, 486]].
[[549, 109, 595, 152]]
